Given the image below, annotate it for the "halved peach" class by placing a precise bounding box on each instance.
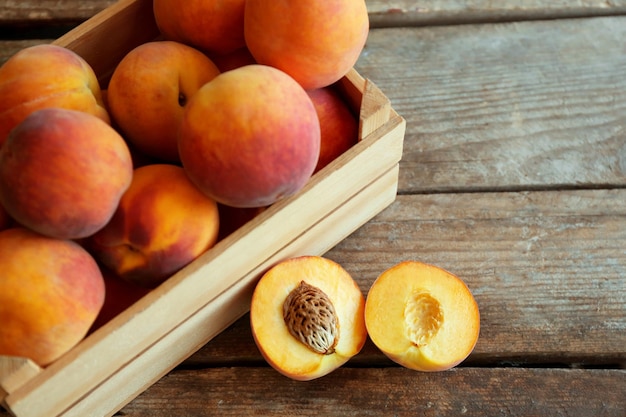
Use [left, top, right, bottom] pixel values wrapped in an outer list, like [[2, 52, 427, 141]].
[[365, 261, 480, 372], [250, 256, 367, 381]]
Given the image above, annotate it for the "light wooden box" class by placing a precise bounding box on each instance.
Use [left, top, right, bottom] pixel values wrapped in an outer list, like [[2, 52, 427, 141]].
[[0, 0, 406, 416]]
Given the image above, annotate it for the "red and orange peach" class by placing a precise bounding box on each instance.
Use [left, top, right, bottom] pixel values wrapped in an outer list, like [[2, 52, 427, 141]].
[[88, 164, 220, 288], [0, 108, 133, 240], [0, 227, 105, 366], [0, 44, 109, 146], [178, 64, 320, 208]]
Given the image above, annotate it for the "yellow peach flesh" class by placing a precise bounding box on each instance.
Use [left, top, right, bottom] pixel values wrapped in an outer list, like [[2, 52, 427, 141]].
[[250, 256, 366, 380], [365, 261, 480, 371]]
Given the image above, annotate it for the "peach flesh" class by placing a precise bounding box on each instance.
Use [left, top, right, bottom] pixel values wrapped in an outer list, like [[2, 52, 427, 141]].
[[365, 261, 480, 372], [250, 256, 367, 380]]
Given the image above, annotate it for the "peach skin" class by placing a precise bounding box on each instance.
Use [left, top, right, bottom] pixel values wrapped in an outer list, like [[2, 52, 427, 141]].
[[107, 41, 221, 162], [88, 164, 220, 288], [0, 108, 133, 240], [0, 227, 105, 366], [178, 64, 320, 208], [245, 0, 369, 90], [0, 44, 109, 146]]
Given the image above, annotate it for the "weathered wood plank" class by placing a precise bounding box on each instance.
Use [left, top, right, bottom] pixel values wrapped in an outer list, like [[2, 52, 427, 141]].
[[355, 17, 626, 193], [117, 367, 626, 417], [2, 1, 626, 28], [367, 0, 626, 27], [184, 189, 626, 367], [0, 1, 116, 25], [0, 40, 47, 64], [332, 190, 626, 364]]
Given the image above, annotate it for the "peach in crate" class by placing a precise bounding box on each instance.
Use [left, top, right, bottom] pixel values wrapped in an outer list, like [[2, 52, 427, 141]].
[[0, 0, 405, 416]]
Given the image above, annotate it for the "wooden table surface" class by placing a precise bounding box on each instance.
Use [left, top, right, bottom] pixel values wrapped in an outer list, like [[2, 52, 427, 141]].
[[1, 1, 625, 416]]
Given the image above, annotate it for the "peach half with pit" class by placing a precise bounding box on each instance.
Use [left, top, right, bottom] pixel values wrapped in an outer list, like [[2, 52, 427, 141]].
[[0, 108, 133, 240], [88, 164, 220, 288], [178, 64, 320, 208], [0, 44, 109, 146], [0, 227, 105, 366], [365, 261, 480, 372], [250, 256, 367, 381]]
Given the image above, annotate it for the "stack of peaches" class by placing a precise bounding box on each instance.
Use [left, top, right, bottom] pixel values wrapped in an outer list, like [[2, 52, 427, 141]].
[[0, 0, 481, 382], [0, 0, 368, 368]]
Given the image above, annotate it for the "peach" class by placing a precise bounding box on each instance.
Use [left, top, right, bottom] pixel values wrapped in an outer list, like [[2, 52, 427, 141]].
[[365, 261, 480, 372], [308, 86, 359, 173], [250, 256, 367, 380], [0, 227, 105, 366], [0, 44, 109, 146], [244, 0, 369, 90], [88, 164, 220, 288], [153, 0, 246, 56], [0, 108, 133, 240], [178, 64, 320, 208], [107, 41, 221, 162]]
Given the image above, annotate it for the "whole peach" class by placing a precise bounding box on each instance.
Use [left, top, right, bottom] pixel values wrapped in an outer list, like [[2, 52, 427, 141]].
[[178, 65, 320, 208], [88, 164, 220, 288], [308, 86, 359, 173], [245, 0, 369, 90], [0, 108, 133, 240], [0, 44, 109, 146], [153, 0, 246, 55], [0, 227, 105, 366], [107, 41, 221, 162]]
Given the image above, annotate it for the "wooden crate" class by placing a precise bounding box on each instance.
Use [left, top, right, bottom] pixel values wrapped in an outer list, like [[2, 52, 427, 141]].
[[0, 0, 406, 416]]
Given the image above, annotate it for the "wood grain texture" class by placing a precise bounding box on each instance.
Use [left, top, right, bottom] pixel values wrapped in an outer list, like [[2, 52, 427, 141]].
[[2, 1, 626, 27], [1, 3, 626, 417], [0, 40, 44, 64], [118, 367, 626, 417], [0, 1, 116, 25], [355, 17, 626, 193], [184, 189, 626, 367], [367, 0, 626, 26]]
